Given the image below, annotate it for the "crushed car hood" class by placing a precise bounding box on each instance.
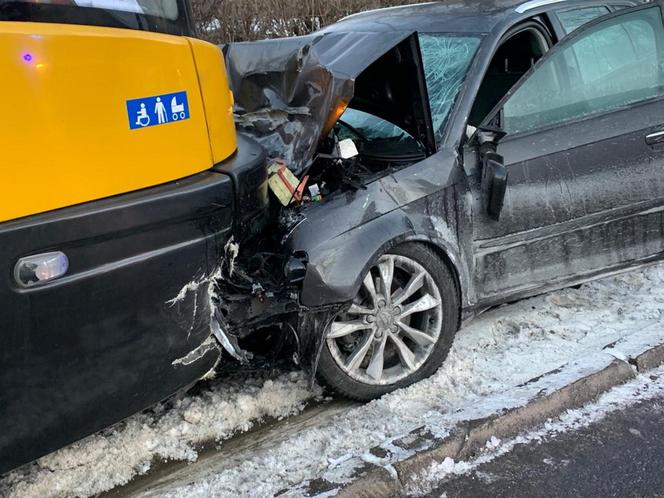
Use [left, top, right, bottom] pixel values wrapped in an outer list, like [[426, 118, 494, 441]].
[[224, 30, 415, 174]]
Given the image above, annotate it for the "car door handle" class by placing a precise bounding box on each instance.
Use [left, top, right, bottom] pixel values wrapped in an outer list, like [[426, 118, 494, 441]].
[[645, 130, 664, 146]]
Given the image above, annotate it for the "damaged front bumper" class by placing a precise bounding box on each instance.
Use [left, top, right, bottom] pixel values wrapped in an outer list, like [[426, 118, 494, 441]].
[[207, 205, 353, 379]]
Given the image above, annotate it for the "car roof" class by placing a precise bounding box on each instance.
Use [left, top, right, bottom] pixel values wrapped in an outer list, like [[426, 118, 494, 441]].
[[322, 0, 637, 35]]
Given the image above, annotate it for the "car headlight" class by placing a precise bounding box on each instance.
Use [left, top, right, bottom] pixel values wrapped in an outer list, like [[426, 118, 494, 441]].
[[284, 251, 308, 284]]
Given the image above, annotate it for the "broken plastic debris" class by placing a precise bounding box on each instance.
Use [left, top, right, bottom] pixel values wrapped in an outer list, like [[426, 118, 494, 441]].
[[224, 236, 240, 277], [338, 138, 359, 159], [210, 309, 250, 363], [308, 184, 322, 202], [171, 337, 219, 367], [267, 160, 307, 206]]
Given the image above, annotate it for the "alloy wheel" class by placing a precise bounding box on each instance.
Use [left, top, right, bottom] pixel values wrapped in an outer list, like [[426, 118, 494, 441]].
[[326, 254, 443, 386]]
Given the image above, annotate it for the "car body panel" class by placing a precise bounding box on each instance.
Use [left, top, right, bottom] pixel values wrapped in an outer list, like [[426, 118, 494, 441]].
[[228, 0, 653, 326], [0, 0, 261, 475], [225, 30, 421, 174], [0, 127, 268, 475], [471, 98, 664, 301], [286, 148, 471, 308]]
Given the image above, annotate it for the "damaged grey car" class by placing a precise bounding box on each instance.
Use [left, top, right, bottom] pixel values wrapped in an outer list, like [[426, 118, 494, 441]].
[[216, 0, 664, 401]]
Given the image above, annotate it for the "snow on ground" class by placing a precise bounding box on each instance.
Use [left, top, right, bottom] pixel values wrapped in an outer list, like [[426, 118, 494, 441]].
[[144, 264, 664, 498], [2, 263, 664, 498], [0, 372, 320, 498], [406, 363, 664, 496]]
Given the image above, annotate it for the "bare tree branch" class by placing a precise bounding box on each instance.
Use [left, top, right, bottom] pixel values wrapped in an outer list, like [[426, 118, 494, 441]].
[[190, 0, 424, 43]]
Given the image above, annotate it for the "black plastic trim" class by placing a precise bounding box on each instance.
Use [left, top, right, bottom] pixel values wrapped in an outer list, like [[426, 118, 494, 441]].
[[213, 133, 269, 239]]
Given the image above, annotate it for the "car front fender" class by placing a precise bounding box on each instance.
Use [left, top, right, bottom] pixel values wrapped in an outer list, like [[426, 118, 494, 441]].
[[285, 150, 470, 308], [298, 207, 415, 307]]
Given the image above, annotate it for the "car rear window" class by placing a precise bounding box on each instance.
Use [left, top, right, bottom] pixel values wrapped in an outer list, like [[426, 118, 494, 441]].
[[0, 0, 191, 35], [557, 6, 611, 34]]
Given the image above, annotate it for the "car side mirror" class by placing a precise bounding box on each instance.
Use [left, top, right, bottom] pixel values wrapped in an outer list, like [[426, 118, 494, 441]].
[[475, 127, 508, 221], [482, 152, 508, 221]]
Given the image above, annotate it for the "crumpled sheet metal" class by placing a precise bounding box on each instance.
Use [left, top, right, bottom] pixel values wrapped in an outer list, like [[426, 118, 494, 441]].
[[224, 30, 413, 174]]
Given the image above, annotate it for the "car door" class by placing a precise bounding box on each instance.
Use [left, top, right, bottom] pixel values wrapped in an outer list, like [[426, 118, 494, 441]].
[[471, 3, 664, 302]]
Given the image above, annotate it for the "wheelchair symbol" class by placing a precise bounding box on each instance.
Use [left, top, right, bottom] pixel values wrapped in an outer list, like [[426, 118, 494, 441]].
[[171, 96, 186, 121], [135, 103, 150, 127]]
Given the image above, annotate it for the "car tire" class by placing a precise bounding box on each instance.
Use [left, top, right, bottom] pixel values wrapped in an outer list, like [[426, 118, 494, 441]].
[[317, 243, 460, 401]]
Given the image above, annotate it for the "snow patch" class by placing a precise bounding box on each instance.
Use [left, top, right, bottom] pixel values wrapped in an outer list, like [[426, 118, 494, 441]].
[[0, 372, 321, 498], [407, 365, 664, 496], [138, 264, 664, 498], [359, 453, 398, 481]]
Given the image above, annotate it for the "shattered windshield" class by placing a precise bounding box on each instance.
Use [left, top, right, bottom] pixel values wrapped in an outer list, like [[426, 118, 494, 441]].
[[419, 34, 482, 140]]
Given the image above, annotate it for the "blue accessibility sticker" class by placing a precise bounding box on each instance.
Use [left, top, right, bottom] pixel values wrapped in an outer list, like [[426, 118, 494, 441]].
[[126, 91, 190, 130]]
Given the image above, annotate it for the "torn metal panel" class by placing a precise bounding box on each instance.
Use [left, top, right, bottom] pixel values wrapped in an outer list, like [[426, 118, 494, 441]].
[[207, 263, 255, 364], [167, 261, 254, 366], [296, 305, 346, 380], [208, 232, 306, 369], [225, 31, 414, 173], [171, 337, 220, 367], [210, 310, 249, 363], [166, 273, 210, 341]]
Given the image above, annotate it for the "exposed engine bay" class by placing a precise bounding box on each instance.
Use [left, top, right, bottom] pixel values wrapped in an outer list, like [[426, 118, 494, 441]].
[[213, 32, 436, 372]]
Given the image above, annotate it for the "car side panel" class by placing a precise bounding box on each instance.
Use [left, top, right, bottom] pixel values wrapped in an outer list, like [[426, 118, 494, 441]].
[[472, 99, 664, 300]]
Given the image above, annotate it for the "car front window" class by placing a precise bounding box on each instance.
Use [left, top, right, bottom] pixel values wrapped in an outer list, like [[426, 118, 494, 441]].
[[557, 6, 610, 34], [419, 33, 482, 140], [503, 6, 664, 135]]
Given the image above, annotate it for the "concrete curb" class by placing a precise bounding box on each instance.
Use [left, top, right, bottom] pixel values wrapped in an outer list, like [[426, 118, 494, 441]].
[[634, 343, 664, 372], [323, 343, 664, 498]]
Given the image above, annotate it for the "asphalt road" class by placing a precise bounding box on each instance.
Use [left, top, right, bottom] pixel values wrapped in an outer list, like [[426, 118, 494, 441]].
[[427, 391, 664, 498]]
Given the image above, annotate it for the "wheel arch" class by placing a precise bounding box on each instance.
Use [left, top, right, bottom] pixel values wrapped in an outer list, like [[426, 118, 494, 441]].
[[295, 208, 469, 313], [314, 237, 463, 400], [411, 239, 463, 319]]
